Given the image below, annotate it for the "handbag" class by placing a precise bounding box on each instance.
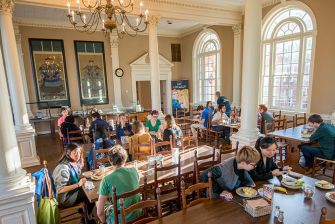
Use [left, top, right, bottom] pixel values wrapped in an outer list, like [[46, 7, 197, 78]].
[[36, 169, 60, 224]]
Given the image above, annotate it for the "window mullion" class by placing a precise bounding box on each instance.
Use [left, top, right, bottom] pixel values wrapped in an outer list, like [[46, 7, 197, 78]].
[[295, 36, 305, 112], [269, 41, 275, 109]]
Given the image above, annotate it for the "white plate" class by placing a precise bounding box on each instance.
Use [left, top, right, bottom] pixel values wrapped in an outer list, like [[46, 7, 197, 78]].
[[235, 187, 258, 198], [82, 171, 93, 178], [288, 171, 303, 179], [315, 181, 335, 190], [281, 178, 304, 189], [325, 192, 335, 203]]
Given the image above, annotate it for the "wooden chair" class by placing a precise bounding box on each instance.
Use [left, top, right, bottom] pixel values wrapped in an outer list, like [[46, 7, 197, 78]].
[[120, 188, 162, 224], [152, 155, 181, 213], [320, 207, 335, 224], [112, 176, 148, 224], [295, 113, 307, 127], [218, 141, 239, 163], [284, 115, 295, 128], [62, 129, 84, 149], [181, 130, 198, 151], [273, 110, 282, 120], [194, 147, 218, 183], [181, 172, 212, 209], [272, 119, 289, 166], [205, 113, 220, 148], [129, 137, 154, 161], [92, 146, 110, 170], [272, 118, 286, 131], [152, 138, 173, 155], [312, 156, 335, 184]]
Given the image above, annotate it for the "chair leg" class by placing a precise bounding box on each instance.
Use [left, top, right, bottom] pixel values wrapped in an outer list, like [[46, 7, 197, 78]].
[[83, 204, 88, 224]]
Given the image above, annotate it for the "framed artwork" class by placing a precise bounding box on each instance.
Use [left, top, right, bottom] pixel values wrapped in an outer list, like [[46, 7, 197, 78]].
[[29, 39, 70, 108], [74, 41, 109, 105], [172, 80, 190, 112]]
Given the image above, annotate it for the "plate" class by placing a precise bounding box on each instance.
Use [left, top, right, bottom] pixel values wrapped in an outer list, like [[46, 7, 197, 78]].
[[288, 171, 303, 179], [82, 171, 93, 178], [236, 187, 258, 198], [325, 192, 335, 203], [315, 181, 335, 190], [281, 178, 304, 189], [91, 173, 105, 181]]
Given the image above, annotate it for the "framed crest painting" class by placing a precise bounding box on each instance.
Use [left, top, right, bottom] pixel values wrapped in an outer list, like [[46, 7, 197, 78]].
[[29, 39, 70, 108], [74, 41, 109, 105]]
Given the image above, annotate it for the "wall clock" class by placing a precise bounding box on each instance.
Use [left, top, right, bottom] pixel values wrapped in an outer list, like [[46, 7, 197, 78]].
[[115, 68, 124, 78]]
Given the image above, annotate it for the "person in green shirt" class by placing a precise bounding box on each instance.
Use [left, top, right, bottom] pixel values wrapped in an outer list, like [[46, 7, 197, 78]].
[[301, 114, 335, 174], [144, 110, 162, 134], [96, 145, 141, 224]]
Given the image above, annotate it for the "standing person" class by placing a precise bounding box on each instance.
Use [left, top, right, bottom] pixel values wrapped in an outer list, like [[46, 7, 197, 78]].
[[215, 91, 231, 116], [211, 105, 231, 144], [301, 114, 335, 174], [58, 107, 69, 138], [52, 143, 95, 222], [200, 146, 260, 199], [190, 105, 205, 137], [249, 136, 291, 181], [96, 145, 141, 224], [115, 113, 133, 141], [162, 114, 183, 147], [257, 104, 274, 133], [89, 112, 113, 140], [144, 110, 162, 135]]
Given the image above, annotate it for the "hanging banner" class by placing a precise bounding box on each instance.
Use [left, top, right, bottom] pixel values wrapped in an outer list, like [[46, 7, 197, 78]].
[[171, 80, 189, 112]]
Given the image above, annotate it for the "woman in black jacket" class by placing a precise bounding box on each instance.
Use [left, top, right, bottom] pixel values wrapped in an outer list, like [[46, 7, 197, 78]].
[[249, 136, 291, 181]]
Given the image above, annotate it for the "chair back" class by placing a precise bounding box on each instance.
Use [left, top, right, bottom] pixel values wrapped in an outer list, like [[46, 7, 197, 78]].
[[206, 113, 213, 130], [175, 108, 187, 124], [194, 147, 218, 183], [320, 207, 335, 224], [92, 146, 110, 170], [181, 172, 212, 209], [273, 110, 282, 120], [152, 138, 173, 155], [66, 129, 83, 144], [119, 187, 161, 224], [295, 113, 307, 127], [181, 130, 198, 150], [112, 177, 148, 224], [129, 137, 154, 160], [284, 115, 295, 128], [218, 141, 239, 163], [272, 118, 286, 131]]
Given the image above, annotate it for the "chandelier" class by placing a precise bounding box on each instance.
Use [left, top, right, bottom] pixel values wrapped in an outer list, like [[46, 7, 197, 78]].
[[66, 0, 149, 37]]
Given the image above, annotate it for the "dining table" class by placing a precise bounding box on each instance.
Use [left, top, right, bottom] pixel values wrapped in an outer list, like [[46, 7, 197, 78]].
[[269, 125, 311, 164], [150, 175, 335, 224], [82, 145, 219, 203]]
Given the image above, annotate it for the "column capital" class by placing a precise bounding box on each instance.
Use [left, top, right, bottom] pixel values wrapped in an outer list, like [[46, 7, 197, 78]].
[[0, 0, 14, 14], [232, 24, 242, 36], [148, 15, 160, 26], [109, 32, 119, 48]]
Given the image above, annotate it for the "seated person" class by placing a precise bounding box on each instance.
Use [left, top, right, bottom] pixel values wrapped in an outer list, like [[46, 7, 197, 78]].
[[249, 136, 291, 181], [145, 110, 162, 137], [88, 126, 115, 170], [200, 146, 260, 199], [115, 113, 133, 141], [52, 143, 95, 220], [96, 145, 141, 224], [57, 107, 69, 138], [257, 104, 274, 133], [89, 112, 113, 140], [129, 121, 152, 160], [301, 114, 335, 174], [60, 115, 82, 145], [190, 105, 205, 137], [215, 91, 231, 116], [201, 101, 214, 129], [212, 105, 231, 144], [163, 114, 183, 147]]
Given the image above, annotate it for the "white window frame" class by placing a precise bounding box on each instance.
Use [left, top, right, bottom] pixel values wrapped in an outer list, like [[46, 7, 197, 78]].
[[260, 1, 317, 113], [192, 29, 221, 104]]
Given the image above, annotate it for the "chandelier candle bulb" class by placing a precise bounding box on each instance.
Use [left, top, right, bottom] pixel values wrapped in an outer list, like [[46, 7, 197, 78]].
[[71, 11, 75, 22], [102, 19, 105, 29], [77, 0, 81, 12], [140, 1, 143, 14], [122, 23, 125, 32], [120, 0, 124, 5], [67, 2, 71, 14], [145, 10, 148, 21], [83, 14, 86, 24]]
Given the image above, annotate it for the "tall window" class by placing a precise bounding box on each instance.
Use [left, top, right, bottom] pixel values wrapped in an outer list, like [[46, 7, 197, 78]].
[[193, 29, 221, 103], [260, 4, 316, 112]]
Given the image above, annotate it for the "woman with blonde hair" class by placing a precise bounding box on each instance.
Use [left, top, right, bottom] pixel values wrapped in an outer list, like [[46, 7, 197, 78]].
[[163, 114, 183, 147], [128, 121, 152, 160]]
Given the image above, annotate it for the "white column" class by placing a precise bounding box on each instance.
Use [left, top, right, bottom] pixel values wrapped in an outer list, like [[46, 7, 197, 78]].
[[14, 23, 33, 118], [109, 33, 123, 108], [231, 0, 262, 148], [0, 1, 39, 167], [148, 16, 161, 111], [232, 24, 242, 108], [0, 3, 36, 222]]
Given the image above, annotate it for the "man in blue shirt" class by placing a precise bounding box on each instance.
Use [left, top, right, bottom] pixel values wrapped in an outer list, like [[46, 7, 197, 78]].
[[115, 113, 133, 141], [201, 101, 213, 128], [215, 91, 231, 116], [89, 112, 113, 140], [301, 114, 335, 174]]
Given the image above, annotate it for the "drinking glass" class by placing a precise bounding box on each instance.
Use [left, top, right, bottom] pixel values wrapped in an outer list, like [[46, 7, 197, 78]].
[[303, 184, 315, 198]]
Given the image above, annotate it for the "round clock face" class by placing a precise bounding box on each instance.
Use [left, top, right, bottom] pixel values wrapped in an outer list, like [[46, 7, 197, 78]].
[[115, 68, 124, 77]]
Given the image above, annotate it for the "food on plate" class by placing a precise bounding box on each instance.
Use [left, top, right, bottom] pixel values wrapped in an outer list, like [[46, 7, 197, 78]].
[[288, 171, 303, 179], [242, 187, 256, 196], [283, 177, 297, 186], [317, 180, 333, 188], [274, 186, 287, 194], [330, 192, 335, 200], [293, 180, 305, 187]]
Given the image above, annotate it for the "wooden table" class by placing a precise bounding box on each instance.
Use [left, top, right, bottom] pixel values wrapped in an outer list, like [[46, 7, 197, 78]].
[[150, 175, 335, 224], [83, 145, 218, 203], [269, 125, 311, 164], [30, 117, 55, 135]]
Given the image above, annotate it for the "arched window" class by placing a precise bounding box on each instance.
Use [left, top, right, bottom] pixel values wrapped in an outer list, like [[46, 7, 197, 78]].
[[193, 29, 221, 103], [260, 2, 316, 112]]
